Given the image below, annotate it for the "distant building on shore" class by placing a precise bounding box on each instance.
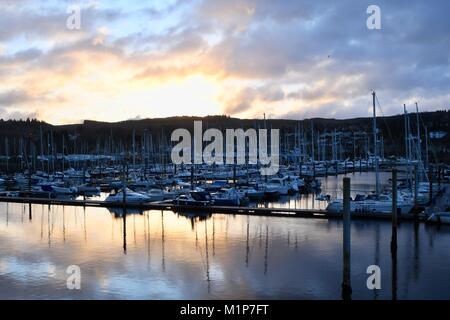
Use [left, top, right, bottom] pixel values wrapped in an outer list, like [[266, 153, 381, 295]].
[[429, 131, 447, 139]]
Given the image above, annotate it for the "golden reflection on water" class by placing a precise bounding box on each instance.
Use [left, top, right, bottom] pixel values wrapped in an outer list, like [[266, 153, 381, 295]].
[[0, 172, 450, 300]]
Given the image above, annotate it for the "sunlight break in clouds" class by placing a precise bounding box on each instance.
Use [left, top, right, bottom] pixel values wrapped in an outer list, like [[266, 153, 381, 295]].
[[0, 0, 448, 124]]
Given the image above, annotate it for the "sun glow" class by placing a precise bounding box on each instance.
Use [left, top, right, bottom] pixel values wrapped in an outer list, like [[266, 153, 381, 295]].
[[38, 74, 222, 124], [131, 74, 222, 118]]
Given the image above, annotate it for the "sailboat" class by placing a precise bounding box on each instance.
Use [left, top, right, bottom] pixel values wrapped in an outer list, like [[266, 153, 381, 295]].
[[325, 92, 414, 215]]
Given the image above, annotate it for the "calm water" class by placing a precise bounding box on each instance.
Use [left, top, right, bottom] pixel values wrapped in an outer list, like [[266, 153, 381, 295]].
[[258, 171, 393, 210], [1, 172, 450, 299]]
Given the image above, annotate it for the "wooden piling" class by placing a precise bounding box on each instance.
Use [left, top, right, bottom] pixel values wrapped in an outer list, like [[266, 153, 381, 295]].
[[341, 177, 352, 299], [391, 169, 398, 252], [122, 161, 127, 204], [391, 207, 398, 301], [190, 165, 194, 190], [122, 208, 127, 253]]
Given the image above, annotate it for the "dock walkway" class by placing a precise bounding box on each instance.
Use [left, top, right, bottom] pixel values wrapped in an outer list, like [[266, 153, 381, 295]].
[[0, 196, 425, 222]]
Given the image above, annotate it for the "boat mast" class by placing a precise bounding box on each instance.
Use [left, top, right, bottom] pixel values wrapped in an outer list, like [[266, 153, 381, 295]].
[[415, 102, 422, 178], [132, 129, 136, 168], [403, 104, 408, 159], [311, 121, 315, 162], [424, 125, 429, 171], [372, 91, 380, 194]]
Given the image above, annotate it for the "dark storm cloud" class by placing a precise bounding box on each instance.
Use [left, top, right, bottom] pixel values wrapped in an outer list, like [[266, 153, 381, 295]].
[[195, 0, 450, 117], [0, 0, 448, 121]]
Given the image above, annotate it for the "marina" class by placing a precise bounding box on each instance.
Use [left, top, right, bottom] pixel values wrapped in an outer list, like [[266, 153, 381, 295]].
[[1, 95, 449, 300], [1, 1, 450, 304]]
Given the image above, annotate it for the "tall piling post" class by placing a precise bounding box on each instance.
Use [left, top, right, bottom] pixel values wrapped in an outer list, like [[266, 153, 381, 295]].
[[190, 165, 194, 190], [122, 160, 127, 205], [414, 164, 419, 214], [342, 177, 352, 300], [391, 169, 398, 252], [391, 173, 398, 301]]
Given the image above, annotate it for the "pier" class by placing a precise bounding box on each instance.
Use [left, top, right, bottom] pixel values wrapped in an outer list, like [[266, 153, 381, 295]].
[[0, 195, 427, 222]]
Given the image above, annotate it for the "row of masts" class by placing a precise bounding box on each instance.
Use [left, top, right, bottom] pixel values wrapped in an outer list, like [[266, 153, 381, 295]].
[[0, 93, 432, 181], [403, 101, 430, 187]]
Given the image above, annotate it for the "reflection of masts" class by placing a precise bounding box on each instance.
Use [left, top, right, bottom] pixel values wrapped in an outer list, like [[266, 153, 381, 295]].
[[391, 240, 398, 300], [6, 203, 9, 226], [146, 212, 151, 264], [83, 207, 87, 243], [245, 216, 250, 267], [133, 214, 137, 246], [225, 216, 229, 241], [195, 219, 199, 249], [205, 220, 211, 293], [259, 225, 262, 247], [28, 203, 32, 221], [48, 206, 51, 247], [264, 225, 269, 275], [212, 217, 215, 257], [413, 222, 420, 280], [111, 214, 115, 240], [374, 224, 380, 300], [122, 209, 127, 254], [161, 211, 165, 271], [40, 205, 44, 239], [62, 207, 66, 243]]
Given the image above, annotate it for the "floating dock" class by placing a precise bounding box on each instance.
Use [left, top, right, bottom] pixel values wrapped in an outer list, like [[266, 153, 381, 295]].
[[0, 196, 426, 222]]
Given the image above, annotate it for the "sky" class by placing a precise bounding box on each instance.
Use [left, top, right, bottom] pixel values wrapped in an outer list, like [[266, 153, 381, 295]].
[[0, 0, 449, 124]]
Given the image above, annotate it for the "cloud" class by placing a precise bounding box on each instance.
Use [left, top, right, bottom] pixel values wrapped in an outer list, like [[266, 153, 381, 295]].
[[0, 0, 449, 123], [0, 90, 33, 106]]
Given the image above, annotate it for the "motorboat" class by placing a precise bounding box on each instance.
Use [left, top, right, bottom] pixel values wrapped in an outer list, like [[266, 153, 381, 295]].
[[326, 193, 414, 214], [238, 187, 265, 201], [203, 180, 229, 192], [264, 177, 290, 196], [144, 189, 165, 202], [212, 188, 241, 206], [40, 183, 78, 194], [105, 188, 152, 203], [76, 184, 101, 194], [174, 191, 212, 206]]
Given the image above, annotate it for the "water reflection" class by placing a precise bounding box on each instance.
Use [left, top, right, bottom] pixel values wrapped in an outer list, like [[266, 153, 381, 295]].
[[1, 200, 450, 299], [255, 171, 393, 210]]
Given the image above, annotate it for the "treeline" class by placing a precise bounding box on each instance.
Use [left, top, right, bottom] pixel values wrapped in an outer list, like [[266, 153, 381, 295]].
[[0, 110, 449, 164]]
